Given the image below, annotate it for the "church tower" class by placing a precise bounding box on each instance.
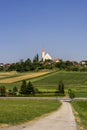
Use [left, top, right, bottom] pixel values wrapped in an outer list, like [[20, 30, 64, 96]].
[[42, 48, 45, 61]]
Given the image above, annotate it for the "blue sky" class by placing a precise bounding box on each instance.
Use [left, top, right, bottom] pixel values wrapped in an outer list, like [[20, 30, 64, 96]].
[[0, 0, 87, 63]]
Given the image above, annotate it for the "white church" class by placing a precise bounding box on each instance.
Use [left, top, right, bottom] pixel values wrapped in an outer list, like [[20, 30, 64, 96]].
[[42, 48, 52, 61]]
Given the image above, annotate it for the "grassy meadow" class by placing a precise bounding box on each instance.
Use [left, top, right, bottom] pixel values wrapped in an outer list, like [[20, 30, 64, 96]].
[[33, 71, 87, 97], [72, 101, 87, 130], [0, 100, 61, 126], [0, 71, 87, 97]]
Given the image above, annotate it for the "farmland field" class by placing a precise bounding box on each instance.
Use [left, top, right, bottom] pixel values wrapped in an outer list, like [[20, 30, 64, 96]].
[[0, 71, 87, 97], [0, 71, 50, 83], [33, 71, 87, 97], [72, 101, 87, 130], [0, 100, 61, 126]]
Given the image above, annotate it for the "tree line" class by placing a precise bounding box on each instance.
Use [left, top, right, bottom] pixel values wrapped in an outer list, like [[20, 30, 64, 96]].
[[0, 80, 37, 97], [0, 54, 87, 72], [0, 80, 66, 97]]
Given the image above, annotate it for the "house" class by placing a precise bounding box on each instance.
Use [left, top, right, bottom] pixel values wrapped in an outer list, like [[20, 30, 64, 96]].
[[80, 60, 87, 66], [0, 63, 4, 67], [4, 63, 13, 67], [53, 58, 60, 63]]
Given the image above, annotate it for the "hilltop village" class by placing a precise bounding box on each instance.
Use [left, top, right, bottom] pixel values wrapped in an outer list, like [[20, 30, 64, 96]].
[[0, 48, 87, 72]]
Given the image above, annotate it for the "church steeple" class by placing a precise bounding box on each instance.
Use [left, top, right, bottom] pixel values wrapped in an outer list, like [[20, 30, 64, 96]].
[[42, 48, 44, 52]]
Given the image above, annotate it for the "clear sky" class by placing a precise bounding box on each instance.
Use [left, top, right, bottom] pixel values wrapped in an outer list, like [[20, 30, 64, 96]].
[[0, 0, 87, 63]]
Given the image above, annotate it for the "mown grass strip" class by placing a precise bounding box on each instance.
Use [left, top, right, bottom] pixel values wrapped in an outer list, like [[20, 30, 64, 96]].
[[0, 100, 61, 126]]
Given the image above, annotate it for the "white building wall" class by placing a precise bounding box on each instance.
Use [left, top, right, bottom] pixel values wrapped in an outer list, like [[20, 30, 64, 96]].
[[44, 53, 52, 61]]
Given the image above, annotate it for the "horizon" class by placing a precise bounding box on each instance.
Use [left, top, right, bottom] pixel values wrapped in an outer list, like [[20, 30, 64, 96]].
[[0, 48, 85, 64], [0, 0, 87, 63]]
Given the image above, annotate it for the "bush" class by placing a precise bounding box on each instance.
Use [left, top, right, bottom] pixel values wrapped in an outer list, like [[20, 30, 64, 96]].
[[68, 89, 75, 99], [0, 86, 6, 96]]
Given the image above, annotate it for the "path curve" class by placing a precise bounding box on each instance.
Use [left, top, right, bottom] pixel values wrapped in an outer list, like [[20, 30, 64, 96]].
[[1, 101, 77, 130]]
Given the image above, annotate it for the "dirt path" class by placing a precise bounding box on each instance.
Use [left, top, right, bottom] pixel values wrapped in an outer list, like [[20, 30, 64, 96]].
[[0, 101, 77, 130]]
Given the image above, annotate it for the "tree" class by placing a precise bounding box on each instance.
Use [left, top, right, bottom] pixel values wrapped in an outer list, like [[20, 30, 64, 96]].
[[65, 61, 73, 67], [7, 63, 16, 71], [0, 66, 4, 71], [25, 58, 33, 71], [32, 54, 40, 71], [0, 86, 6, 96], [13, 86, 18, 95], [33, 54, 39, 63], [20, 80, 27, 94], [20, 80, 36, 95], [58, 81, 64, 94], [55, 61, 66, 70], [26, 81, 35, 95]]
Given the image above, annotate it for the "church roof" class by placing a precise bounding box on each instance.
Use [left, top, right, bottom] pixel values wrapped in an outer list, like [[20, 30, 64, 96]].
[[44, 53, 52, 60]]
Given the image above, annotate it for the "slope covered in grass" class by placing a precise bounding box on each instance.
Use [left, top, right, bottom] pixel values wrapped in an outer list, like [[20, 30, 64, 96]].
[[33, 71, 87, 97]]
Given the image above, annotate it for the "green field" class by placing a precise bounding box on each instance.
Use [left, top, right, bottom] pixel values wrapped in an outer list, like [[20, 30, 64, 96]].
[[0, 71, 87, 97], [33, 71, 87, 97], [72, 101, 87, 130], [0, 100, 61, 126]]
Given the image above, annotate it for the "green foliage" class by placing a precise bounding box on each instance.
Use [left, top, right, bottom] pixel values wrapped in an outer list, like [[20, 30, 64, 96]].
[[32, 62, 40, 71], [58, 81, 64, 94], [55, 60, 80, 71], [13, 86, 18, 95], [20, 80, 36, 95], [7, 63, 16, 71], [3, 55, 87, 72], [33, 54, 39, 63], [26, 81, 35, 95], [43, 64, 53, 69], [0, 86, 6, 96], [68, 89, 75, 99], [55, 61, 66, 69], [20, 80, 27, 94], [24, 58, 33, 71], [7, 58, 33, 72], [0, 66, 4, 71]]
